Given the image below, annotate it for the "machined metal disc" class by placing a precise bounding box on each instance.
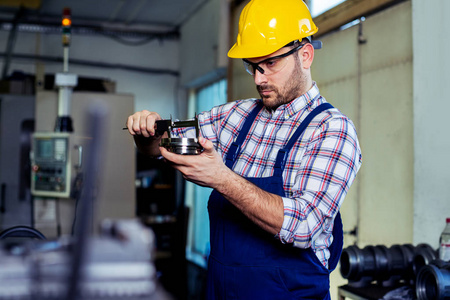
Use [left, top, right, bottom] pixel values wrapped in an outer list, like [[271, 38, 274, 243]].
[[160, 138, 203, 155]]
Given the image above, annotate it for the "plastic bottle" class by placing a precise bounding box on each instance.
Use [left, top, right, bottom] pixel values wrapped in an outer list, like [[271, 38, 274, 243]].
[[439, 218, 450, 261]]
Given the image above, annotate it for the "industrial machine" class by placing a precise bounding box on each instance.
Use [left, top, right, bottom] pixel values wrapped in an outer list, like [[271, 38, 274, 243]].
[[0, 7, 162, 299], [1, 90, 167, 300], [27, 8, 135, 238], [32, 91, 135, 237], [31, 8, 78, 199], [31, 132, 72, 198]]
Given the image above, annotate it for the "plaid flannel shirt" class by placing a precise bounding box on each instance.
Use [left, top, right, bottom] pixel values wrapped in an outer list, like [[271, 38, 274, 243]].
[[176, 83, 362, 267]]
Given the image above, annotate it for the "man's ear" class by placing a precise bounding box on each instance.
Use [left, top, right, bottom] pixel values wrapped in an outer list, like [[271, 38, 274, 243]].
[[301, 43, 314, 69]]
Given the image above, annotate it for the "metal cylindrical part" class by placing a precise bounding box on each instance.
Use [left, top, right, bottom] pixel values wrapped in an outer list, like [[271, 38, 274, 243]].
[[340, 245, 364, 281], [413, 243, 439, 277], [340, 245, 382, 283], [416, 260, 450, 300], [160, 138, 203, 155], [389, 244, 415, 281], [340, 244, 416, 286]]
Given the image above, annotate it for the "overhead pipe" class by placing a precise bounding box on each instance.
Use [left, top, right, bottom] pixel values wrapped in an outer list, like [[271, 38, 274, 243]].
[[0, 53, 179, 77]]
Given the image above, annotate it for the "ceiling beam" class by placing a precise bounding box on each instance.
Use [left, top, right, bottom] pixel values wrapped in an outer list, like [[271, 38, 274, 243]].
[[0, 0, 40, 9], [313, 0, 407, 37], [0, 14, 180, 39]]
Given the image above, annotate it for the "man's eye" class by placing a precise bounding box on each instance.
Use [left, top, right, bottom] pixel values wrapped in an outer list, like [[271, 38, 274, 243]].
[[265, 59, 278, 67]]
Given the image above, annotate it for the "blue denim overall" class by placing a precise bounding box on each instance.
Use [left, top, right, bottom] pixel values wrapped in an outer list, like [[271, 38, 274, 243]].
[[206, 102, 343, 300]]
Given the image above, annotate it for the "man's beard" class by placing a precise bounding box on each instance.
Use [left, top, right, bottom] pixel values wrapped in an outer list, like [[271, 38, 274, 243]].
[[257, 61, 304, 111]]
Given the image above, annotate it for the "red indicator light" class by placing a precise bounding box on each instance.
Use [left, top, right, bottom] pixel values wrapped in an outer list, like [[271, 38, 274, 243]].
[[63, 7, 71, 17]]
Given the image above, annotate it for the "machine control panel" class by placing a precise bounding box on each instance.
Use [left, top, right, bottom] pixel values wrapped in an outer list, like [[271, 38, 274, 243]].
[[31, 132, 71, 198]]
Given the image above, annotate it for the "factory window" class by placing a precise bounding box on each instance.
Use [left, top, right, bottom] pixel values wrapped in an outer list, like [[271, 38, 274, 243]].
[[309, 0, 346, 17], [185, 78, 227, 267]]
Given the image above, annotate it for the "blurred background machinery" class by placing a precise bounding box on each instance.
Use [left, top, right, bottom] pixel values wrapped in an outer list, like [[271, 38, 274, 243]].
[[338, 243, 450, 300], [0, 219, 170, 300], [0, 101, 168, 300]]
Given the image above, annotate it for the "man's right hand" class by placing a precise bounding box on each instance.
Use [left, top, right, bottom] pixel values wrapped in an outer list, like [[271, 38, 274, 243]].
[[126, 110, 165, 156], [126, 110, 162, 138]]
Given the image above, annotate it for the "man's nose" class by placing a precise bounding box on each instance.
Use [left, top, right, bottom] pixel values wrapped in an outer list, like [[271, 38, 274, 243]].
[[253, 69, 267, 85]]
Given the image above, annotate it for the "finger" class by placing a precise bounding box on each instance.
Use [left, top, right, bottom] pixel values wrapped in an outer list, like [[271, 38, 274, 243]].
[[160, 146, 178, 162], [144, 114, 156, 136], [146, 112, 162, 137], [130, 112, 143, 135], [126, 115, 136, 135], [137, 110, 152, 137], [160, 146, 191, 166], [199, 137, 215, 154]]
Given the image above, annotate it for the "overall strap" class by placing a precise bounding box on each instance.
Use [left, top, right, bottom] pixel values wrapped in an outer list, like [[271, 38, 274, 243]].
[[274, 103, 334, 176], [225, 102, 264, 168]]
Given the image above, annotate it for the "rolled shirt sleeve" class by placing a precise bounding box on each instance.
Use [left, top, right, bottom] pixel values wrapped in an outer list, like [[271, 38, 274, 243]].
[[278, 117, 362, 265]]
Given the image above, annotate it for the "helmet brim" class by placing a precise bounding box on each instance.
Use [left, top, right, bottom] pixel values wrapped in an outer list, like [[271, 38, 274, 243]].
[[228, 38, 323, 59]]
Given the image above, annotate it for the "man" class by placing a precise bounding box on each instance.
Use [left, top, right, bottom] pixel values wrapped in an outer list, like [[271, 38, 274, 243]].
[[126, 0, 362, 299]]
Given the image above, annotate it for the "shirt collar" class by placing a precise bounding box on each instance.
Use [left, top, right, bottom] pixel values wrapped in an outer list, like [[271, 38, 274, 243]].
[[262, 82, 320, 119]]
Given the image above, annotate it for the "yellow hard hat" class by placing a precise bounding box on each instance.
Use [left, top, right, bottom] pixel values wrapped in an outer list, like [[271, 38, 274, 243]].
[[228, 0, 318, 58]]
